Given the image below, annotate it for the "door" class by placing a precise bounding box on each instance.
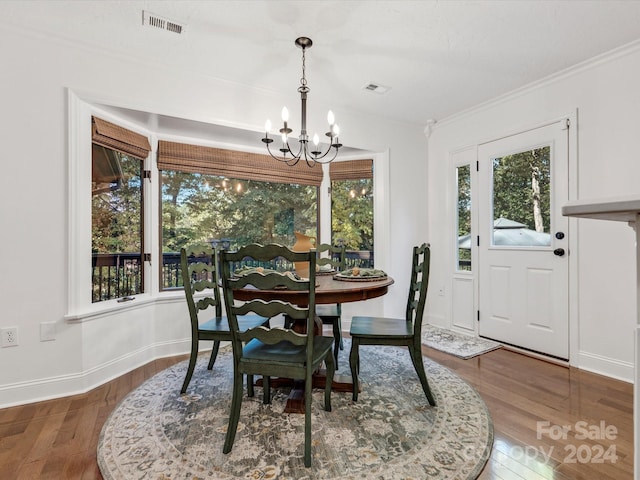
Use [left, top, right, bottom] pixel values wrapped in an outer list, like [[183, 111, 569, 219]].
[[478, 120, 569, 359]]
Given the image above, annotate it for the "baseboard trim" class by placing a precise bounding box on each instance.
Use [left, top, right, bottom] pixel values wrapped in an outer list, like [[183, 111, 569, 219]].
[[576, 350, 634, 384], [0, 339, 197, 409]]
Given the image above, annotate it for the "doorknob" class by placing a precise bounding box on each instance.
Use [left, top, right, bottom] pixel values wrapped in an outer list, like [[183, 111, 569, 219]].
[[553, 248, 565, 257]]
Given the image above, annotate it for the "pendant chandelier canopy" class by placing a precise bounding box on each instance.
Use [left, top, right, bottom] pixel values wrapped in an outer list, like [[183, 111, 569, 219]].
[[261, 37, 342, 167]]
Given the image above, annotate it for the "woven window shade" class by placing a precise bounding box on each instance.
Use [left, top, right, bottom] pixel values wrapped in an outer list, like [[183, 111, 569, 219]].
[[329, 159, 374, 180], [92, 116, 151, 160], [157, 140, 323, 186]]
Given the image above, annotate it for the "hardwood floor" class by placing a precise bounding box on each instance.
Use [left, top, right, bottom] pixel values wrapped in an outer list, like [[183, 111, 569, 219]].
[[0, 345, 633, 479]]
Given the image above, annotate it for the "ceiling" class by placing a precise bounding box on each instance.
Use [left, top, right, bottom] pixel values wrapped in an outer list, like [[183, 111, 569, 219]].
[[6, 0, 640, 128]]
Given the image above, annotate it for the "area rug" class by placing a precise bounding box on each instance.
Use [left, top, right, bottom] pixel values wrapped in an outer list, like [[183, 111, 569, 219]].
[[422, 325, 501, 359], [98, 341, 493, 480]]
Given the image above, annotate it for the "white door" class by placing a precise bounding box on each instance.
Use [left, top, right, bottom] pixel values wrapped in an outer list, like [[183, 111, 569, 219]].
[[478, 120, 569, 360]]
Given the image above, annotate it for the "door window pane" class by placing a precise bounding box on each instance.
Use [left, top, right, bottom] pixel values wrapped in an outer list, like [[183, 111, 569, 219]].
[[491, 146, 551, 247], [456, 164, 472, 271], [92, 145, 143, 302]]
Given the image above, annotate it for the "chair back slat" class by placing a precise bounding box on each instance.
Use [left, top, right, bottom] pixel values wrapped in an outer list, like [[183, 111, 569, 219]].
[[317, 243, 346, 271], [238, 325, 307, 346], [181, 244, 222, 323], [220, 243, 317, 362], [405, 244, 431, 340]]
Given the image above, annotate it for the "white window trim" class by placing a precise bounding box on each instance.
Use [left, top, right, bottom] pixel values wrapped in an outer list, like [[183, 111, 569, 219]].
[[66, 91, 155, 321]]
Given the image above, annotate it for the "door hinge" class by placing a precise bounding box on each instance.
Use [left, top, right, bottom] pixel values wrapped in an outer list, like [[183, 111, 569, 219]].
[[143, 170, 151, 181], [476, 160, 479, 172], [143, 253, 151, 263], [561, 118, 570, 130], [477, 310, 480, 322], [477, 235, 480, 247]]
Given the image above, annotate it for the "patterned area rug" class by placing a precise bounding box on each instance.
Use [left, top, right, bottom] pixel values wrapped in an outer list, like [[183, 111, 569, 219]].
[[98, 341, 493, 480], [422, 325, 501, 359]]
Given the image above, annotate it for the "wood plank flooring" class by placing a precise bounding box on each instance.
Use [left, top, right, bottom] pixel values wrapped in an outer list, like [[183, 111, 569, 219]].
[[0, 345, 633, 479]]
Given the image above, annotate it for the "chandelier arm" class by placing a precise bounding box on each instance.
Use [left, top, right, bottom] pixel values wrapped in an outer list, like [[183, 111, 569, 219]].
[[265, 141, 301, 166], [312, 145, 340, 164]]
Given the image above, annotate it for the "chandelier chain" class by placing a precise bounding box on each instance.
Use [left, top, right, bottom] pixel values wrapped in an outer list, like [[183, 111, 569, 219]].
[[299, 47, 308, 91]]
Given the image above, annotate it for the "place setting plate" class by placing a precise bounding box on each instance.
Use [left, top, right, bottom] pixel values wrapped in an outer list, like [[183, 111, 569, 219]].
[[334, 268, 388, 282]]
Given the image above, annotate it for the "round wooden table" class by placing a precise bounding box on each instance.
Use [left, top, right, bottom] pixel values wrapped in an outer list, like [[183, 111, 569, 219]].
[[233, 273, 394, 413], [232, 273, 394, 306]]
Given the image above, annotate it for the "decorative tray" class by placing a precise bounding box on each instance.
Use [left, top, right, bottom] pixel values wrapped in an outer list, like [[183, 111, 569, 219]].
[[333, 268, 388, 282]]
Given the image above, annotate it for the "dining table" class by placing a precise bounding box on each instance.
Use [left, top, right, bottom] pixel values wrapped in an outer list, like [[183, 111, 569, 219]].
[[232, 272, 394, 413]]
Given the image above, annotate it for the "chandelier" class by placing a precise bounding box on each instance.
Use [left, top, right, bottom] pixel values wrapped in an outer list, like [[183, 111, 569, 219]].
[[261, 37, 342, 167]]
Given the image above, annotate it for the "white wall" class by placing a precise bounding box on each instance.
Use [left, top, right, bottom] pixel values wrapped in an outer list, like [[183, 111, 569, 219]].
[[427, 41, 640, 382], [0, 24, 428, 407]]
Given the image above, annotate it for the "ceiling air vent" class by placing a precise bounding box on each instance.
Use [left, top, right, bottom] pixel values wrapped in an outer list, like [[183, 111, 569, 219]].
[[363, 82, 391, 95], [142, 11, 185, 35]]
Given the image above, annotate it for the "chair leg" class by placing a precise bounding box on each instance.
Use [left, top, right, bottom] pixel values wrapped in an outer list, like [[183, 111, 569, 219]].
[[349, 337, 360, 401], [247, 374, 254, 397], [331, 320, 341, 370], [263, 376, 271, 404], [223, 368, 244, 454], [207, 341, 221, 370], [324, 352, 334, 412], [180, 338, 199, 394], [337, 317, 344, 350], [304, 372, 313, 467], [247, 374, 255, 397], [408, 345, 436, 406]]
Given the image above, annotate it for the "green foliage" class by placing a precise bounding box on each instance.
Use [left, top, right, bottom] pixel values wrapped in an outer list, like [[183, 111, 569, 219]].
[[330, 179, 373, 250], [492, 146, 550, 232], [92, 153, 142, 254], [161, 172, 317, 252]]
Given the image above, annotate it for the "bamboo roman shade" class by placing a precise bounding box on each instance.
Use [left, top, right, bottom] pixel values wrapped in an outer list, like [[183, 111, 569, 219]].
[[329, 159, 374, 180], [157, 140, 324, 186], [92, 116, 151, 160]]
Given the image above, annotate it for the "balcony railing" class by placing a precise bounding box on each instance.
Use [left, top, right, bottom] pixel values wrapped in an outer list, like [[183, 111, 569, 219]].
[[92, 249, 374, 301]]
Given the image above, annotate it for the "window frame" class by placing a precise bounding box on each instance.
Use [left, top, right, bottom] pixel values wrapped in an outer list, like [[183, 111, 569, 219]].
[[67, 93, 154, 320], [68, 92, 390, 320]]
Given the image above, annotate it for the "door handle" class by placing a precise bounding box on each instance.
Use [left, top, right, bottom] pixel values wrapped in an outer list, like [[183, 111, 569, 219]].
[[553, 248, 565, 257]]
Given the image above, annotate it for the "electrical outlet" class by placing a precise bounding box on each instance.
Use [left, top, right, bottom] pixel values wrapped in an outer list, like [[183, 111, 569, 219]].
[[1, 327, 18, 347]]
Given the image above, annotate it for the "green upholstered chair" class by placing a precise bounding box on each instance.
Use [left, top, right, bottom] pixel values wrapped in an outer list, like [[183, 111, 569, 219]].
[[315, 243, 346, 368], [180, 244, 268, 394], [348, 243, 436, 406], [219, 244, 335, 468]]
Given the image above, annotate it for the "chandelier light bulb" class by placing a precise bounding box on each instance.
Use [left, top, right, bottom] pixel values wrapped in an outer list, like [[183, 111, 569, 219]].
[[265, 119, 272, 133], [313, 133, 319, 146], [333, 124, 340, 136], [327, 110, 335, 126], [281, 132, 288, 143], [281, 107, 289, 123]]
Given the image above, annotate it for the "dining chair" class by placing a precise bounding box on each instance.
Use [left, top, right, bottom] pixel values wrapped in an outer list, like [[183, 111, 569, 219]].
[[219, 244, 335, 468], [348, 243, 436, 406], [180, 244, 268, 394], [316, 243, 346, 368]]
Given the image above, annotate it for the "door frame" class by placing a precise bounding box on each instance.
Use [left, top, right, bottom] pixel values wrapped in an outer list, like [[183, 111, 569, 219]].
[[451, 111, 578, 364]]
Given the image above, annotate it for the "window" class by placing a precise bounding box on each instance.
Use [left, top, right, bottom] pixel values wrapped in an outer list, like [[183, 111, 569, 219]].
[[91, 117, 150, 303], [329, 159, 374, 268], [157, 141, 322, 289], [456, 164, 472, 271], [491, 146, 551, 246]]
